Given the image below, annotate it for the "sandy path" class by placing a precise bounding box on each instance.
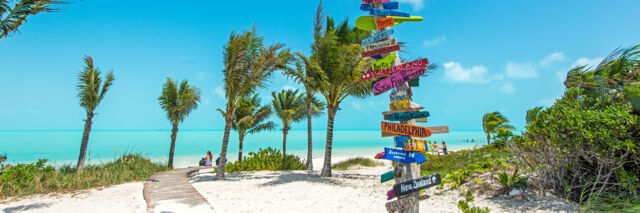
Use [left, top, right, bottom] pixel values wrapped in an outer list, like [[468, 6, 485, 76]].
[[0, 182, 145, 213]]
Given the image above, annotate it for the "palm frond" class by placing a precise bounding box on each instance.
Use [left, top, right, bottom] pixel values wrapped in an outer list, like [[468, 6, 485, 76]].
[[0, 0, 66, 39]]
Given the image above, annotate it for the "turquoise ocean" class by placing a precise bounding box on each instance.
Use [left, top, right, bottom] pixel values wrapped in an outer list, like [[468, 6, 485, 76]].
[[0, 130, 487, 167]]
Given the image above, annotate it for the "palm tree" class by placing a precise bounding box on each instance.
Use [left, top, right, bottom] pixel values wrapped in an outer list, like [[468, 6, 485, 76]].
[[158, 78, 200, 168], [76, 56, 114, 171], [296, 1, 373, 177], [232, 94, 275, 161], [0, 0, 65, 39], [271, 89, 306, 156], [526, 106, 543, 124], [216, 27, 290, 179], [283, 60, 327, 172], [482, 111, 514, 145]]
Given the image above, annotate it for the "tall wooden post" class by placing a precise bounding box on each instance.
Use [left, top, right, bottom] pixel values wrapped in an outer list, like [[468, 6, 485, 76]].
[[371, 2, 420, 213]]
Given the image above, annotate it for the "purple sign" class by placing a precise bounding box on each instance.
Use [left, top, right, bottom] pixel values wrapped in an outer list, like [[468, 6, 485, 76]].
[[373, 66, 425, 96]]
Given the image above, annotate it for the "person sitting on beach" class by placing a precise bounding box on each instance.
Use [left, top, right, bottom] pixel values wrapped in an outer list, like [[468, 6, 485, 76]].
[[215, 157, 221, 166], [442, 141, 448, 155], [204, 151, 213, 166], [432, 142, 440, 156]]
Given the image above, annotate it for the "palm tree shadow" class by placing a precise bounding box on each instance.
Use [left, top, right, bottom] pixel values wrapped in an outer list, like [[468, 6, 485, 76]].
[[259, 172, 342, 187], [2, 203, 50, 213]]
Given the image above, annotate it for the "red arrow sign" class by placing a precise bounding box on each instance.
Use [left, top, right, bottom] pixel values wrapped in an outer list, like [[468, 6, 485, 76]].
[[361, 58, 429, 80], [362, 45, 400, 58]]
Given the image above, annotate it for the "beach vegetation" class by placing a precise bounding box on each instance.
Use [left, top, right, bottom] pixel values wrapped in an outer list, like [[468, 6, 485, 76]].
[[495, 169, 528, 195], [232, 94, 275, 161], [331, 157, 383, 171], [0, 154, 167, 198], [283, 59, 327, 172], [158, 78, 201, 168], [512, 44, 640, 211], [75, 56, 115, 171], [481, 112, 514, 145], [457, 190, 490, 213], [0, 0, 65, 39], [224, 148, 305, 172], [271, 89, 305, 156], [296, 1, 373, 177], [216, 26, 291, 178]]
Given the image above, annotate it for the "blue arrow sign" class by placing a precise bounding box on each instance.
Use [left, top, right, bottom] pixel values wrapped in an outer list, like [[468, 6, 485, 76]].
[[370, 8, 410, 17], [381, 148, 427, 164], [361, 29, 394, 47], [386, 111, 430, 122], [360, 2, 399, 11]]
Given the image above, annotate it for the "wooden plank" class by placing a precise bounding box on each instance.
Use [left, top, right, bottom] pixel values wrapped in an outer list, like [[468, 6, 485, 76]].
[[370, 8, 410, 17], [380, 147, 427, 164], [362, 44, 400, 58], [392, 174, 442, 197], [361, 29, 394, 47], [381, 171, 394, 183], [414, 117, 428, 123], [382, 126, 448, 137], [385, 196, 418, 213], [361, 58, 429, 80], [381, 121, 431, 138], [376, 17, 395, 29], [374, 66, 425, 96], [389, 100, 410, 111], [372, 53, 397, 71], [356, 16, 424, 31], [360, 2, 398, 11], [382, 107, 424, 116], [365, 39, 397, 52]]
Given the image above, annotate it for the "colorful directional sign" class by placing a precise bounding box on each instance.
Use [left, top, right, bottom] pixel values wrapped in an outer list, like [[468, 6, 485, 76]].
[[355, 16, 424, 31], [370, 8, 410, 17], [382, 126, 448, 137], [362, 0, 390, 4], [381, 171, 394, 183], [381, 121, 431, 138], [361, 58, 429, 80], [380, 148, 427, 164], [382, 106, 424, 116], [365, 39, 397, 51], [362, 44, 400, 58], [386, 196, 418, 212], [361, 29, 394, 47], [371, 53, 396, 71], [360, 2, 398, 11], [389, 100, 410, 111], [394, 136, 430, 152], [376, 16, 395, 29], [374, 66, 426, 96], [385, 111, 430, 122], [387, 189, 396, 200], [392, 174, 441, 197], [408, 78, 419, 87]]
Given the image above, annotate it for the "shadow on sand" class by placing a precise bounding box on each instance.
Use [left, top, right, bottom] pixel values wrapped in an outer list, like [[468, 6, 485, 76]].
[[2, 202, 50, 213], [189, 170, 377, 187]]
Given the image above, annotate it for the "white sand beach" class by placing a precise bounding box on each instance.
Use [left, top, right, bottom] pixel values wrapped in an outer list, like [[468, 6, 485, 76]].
[[0, 156, 577, 213]]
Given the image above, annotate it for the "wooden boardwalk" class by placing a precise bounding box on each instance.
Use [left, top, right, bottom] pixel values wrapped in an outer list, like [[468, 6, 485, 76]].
[[143, 167, 214, 213]]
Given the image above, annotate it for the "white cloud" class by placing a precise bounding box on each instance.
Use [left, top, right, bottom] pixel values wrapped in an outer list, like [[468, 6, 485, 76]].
[[281, 85, 297, 91], [539, 52, 566, 67], [538, 98, 557, 107], [505, 61, 538, 79], [397, 0, 425, 11], [556, 57, 604, 82], [443, 62, 489, 84], [212, 86, 225, 99], [422, 35, 445, 48], [500, 81, 516, 94], [202, 97, 210, 105]]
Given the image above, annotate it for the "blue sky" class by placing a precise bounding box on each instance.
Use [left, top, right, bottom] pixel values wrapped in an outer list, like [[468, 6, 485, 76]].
[[0, 0, 638, 131]]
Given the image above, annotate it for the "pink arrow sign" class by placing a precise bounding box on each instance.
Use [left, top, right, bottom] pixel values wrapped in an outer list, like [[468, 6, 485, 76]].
[[373, 66, 426, 96], [363, 0, 390, 4], [361, 58, 429, 80]]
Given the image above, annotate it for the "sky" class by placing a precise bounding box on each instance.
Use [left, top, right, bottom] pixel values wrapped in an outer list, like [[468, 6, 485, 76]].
[[0, 0, 638, 131]]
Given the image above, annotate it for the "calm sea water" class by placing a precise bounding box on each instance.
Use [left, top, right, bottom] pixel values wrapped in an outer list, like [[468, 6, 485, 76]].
[[0, 130, 487, 167]]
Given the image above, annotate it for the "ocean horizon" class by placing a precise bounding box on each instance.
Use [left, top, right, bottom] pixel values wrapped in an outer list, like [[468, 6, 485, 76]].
[[1, 129, 493, 167]]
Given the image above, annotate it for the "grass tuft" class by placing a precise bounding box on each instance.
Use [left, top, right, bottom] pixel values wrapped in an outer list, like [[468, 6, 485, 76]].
[[332, 157, 383, 171]]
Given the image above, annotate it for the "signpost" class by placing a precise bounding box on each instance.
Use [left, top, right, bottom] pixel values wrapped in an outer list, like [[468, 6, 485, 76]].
[[384, 111, 430, 122], [380, 148, 427, 164], [361, 29, 394, 47], [373, 66, 426, 95], [363, 44, 400, 58], [360, 2, 398, 11], [392, 174, 442, 197], [365, 39, 397, 51], [389, 100, 410, 111], [381, 121, 431, 138], [381, 171, 394, 183], [361, 58, 429, 80], [394, 136, 429, 152], [376, 16, 395, 29], [382, 125, 449, 137], [355, 16, 424, 31], [382, 107, 425, 116], [370, 8, 410, 17]]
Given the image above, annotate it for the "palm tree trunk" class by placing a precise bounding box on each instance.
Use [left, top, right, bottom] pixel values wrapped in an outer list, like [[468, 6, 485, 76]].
[[216, 111, 233, 179], [76, 111, 94, 171], [306, 91, 313, 172], [283, 128, 288, 157], [238, 134, 244, 162], [486, 134, 491, 145], [320, 106, 337, 177], [168, 123, 178, 168]]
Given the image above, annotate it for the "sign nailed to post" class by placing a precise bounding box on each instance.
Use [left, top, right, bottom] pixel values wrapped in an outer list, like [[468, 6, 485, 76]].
[[362, 45, 400, 58], [361, 58, 429, 80], [370, 8, 410, 17], [365, 39, 397, 52], [374, 66, 426, 96], [381, 121, 431, 138], [385, 111, 430, 122], [372, 54, 397, 71], [361, 29, 394, 47], [362, 0, 390, 4], [360, 2, 398, 11], [376, 17, 395, 29], [392, 174, 442, 197], [389, 100, 410, 111], [380, 148, 427, 164]]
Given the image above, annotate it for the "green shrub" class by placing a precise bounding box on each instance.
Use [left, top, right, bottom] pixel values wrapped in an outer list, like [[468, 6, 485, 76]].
[[457, 190, 490, 213], [224, 148, 306, 172], [0, 154, 167, 198], [495, 168, 528, 194], [332, 157, 382, 170]]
